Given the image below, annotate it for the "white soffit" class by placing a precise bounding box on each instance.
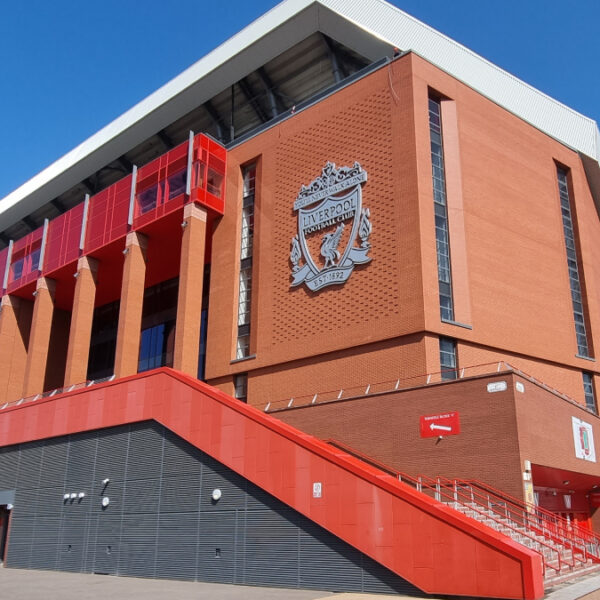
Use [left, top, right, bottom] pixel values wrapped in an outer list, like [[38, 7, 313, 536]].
[[1, 0, 599, 229]]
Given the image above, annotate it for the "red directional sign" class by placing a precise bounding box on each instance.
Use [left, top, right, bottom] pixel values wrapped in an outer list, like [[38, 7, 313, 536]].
[[419, 412, 460, 438]]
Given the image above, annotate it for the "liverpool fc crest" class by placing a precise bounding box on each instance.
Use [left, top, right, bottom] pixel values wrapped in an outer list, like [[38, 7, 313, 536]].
[[290, 162, 372, 291]]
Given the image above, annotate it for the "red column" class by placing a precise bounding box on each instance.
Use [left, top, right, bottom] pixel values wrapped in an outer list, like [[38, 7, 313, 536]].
[[0, 295, 33, 403], [64, 256, 99, 386], [173, 203, 208, 377], [22, 277, 56, 397], [114, 232, 147, 379]]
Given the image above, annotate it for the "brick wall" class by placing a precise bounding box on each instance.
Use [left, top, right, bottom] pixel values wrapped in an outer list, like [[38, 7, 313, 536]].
[[206, 51, 600, 422], [276, 372, 525, 499], [276, 371, 600, 504]]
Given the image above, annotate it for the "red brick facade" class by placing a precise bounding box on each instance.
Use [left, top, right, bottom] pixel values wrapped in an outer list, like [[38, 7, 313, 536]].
[[0, 50, 598, 531], [206, 53, 600, 414]]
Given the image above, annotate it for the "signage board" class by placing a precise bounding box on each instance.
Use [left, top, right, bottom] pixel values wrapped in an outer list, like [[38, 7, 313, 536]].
[[420, 412, 460, 438], [487, 381, 507, 393], [312, 482, 322, 498], [572, 416, 596, 462]]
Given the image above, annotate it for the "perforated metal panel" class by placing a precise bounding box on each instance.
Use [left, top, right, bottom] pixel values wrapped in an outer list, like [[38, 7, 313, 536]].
[[0, 422, 423, 596]]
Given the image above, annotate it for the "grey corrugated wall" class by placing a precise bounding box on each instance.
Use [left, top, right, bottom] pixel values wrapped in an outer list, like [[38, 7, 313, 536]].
[[0, 422, 423, 595]]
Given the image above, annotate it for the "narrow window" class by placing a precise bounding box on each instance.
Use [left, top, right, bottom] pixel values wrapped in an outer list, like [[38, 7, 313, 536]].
[[428, 96, 454, 321], [236, 165, 255, 359], [583, 372, 597, 414], [557, 168, 591, 357], [439, 337, 457, 380], [234, 373, 248, 403]]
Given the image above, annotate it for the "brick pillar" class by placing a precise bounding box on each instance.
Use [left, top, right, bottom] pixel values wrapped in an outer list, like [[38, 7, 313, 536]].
[[22, 277, 56, 397], [114, 232, 147, 379], [173, 204, 208, 377], [0, 295, 33, 403], [64, 256, 99, 386]]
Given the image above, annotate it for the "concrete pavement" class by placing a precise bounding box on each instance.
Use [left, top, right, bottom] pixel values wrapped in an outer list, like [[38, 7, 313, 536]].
[[0, 568, 405, 600]]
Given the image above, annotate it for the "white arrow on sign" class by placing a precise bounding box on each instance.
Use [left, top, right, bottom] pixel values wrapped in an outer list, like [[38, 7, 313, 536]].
[[430, 423, 452, 432]]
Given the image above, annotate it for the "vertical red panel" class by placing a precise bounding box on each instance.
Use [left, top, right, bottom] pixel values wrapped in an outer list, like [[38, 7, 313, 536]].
[[85, 187, 110, 253], [43, 204, 84, 274], [84, 174, 132, 253], [190, 134, 226, 214], [110, 176, 132, 242]]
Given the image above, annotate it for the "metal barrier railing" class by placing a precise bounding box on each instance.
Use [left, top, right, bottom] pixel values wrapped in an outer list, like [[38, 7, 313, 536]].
[[264, 361, 587, 413], [264, 361, 512, 412], [464, 478, 600, 558], [0, 375, 115, 411]]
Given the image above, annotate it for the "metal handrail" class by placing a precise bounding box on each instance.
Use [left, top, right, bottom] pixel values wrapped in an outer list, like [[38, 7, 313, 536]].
[[265, 361, 512, 412], [396, 471, 565, 576], [463, 478, 600, 556], [325, 440, 589, 576], [426, 475, 588, 568]]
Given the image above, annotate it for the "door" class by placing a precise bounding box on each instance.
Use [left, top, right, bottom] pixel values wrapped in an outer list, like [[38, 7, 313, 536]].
[[0, 506, 11, 563]]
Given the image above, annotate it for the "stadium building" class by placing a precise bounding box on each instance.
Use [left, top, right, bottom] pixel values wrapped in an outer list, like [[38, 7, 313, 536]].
[[1, 1, 600, 597]]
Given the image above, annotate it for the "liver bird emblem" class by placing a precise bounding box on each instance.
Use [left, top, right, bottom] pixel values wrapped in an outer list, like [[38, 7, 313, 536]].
[[320, 223, 345, 268]]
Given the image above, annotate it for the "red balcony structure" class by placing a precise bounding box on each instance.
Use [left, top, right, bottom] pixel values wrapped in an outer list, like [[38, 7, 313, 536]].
[[0, 133, 225, 300]]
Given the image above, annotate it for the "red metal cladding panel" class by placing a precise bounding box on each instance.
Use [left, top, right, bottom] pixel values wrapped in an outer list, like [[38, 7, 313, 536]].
[[190, 135, 226, 215], [133, 141, 188, 228], [0, 369, 544, 600], [43, 204, 84, 274], [109, 177, 132, 241], [6, 227, 44, 292], [85, 175, 132, 253], [2, 135, 226, 290]]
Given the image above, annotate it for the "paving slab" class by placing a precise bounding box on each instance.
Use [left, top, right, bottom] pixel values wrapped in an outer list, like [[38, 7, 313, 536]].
[[0, 568, 334, 600], [546, 573, 600, 600]]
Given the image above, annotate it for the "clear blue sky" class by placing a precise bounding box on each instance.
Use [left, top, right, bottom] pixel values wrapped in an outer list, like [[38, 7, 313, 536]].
[[1, 0, 598, 201]]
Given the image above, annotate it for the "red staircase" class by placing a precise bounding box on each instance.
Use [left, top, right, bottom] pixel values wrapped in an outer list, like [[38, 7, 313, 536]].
[[0, 368, 545, 599], [326, 439, 600, 586]]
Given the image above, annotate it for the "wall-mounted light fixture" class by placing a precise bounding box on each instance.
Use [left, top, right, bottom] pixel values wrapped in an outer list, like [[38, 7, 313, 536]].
[[102, 497, 110, 508], [211, 489, 222, 501]]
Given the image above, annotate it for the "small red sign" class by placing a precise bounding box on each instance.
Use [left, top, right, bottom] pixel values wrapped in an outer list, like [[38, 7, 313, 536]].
[[420, 412, 460, 438], [590, 493, 600, 508]]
